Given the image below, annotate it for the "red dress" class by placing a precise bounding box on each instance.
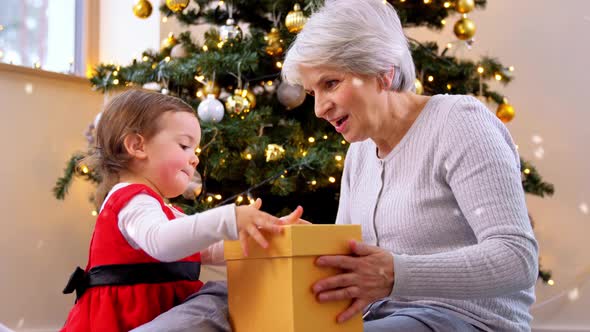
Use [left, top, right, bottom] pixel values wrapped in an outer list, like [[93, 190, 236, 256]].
[[61, 184, 203, 332]]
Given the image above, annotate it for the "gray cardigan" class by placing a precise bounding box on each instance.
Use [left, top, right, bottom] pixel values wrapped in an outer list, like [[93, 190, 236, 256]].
[[336, 94, 538, 331]]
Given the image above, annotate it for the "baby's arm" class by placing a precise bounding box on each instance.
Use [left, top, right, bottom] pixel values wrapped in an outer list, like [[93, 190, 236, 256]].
[[118, 194, 237, 262], [200, 241, 226, 265]]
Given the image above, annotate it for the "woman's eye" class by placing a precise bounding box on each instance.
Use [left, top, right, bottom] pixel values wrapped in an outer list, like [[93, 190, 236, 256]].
[[179, 144, 189, 150], [325, 80, 338, 89]]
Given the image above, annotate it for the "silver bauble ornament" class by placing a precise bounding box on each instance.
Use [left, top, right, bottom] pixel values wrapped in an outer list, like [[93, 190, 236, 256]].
[[170, 43, 188, 58], [142, 82, 162, 91], [219, 18, 242, 42], [277, 81, 306, 110], [183, 171, 203, 200], [197, 94, 225, 123]]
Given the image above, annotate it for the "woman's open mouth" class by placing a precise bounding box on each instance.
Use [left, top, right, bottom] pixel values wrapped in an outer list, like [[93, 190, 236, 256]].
[[334, 115, 349, 133]]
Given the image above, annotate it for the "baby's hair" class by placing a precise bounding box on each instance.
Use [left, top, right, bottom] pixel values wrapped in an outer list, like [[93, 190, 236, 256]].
[[82, 89, 196, 207]]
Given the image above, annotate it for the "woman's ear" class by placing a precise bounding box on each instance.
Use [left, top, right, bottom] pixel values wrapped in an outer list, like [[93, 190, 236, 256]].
[[379, 67, 396, 91], [123, 133, 148, 159]]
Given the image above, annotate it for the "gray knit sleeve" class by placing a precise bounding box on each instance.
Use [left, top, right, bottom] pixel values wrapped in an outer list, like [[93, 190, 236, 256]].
[[392, 96, 538, 299], [335, 143, 355, 225]]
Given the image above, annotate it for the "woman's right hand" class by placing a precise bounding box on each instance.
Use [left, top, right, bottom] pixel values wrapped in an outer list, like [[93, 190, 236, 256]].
[[235, 198, 302, 256]]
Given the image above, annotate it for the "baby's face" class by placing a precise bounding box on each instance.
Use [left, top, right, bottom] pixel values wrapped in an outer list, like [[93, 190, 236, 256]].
[[143, 111, 201, 198]]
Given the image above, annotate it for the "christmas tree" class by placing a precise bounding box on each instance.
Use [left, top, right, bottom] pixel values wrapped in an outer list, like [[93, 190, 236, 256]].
[[53, 0, 554, 281]]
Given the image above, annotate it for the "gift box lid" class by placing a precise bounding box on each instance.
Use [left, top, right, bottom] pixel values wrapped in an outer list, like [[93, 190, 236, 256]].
[[224, 224, 362, 260]]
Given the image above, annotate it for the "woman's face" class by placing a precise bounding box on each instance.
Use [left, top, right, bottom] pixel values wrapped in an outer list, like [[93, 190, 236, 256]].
[[298, 65, 385, 143]]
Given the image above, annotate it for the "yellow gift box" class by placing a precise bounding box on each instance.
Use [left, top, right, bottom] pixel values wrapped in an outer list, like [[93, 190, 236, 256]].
[[224, 224, 363, 332]]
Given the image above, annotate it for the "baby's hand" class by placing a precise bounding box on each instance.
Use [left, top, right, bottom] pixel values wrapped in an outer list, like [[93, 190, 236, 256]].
[[235, 198, 284, 256], [279, 206, 309, 225]]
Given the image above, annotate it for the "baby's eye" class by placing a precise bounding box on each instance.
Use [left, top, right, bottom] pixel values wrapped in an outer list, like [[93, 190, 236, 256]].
[[179, 144, 190, 150], [305, 90, 315, 97]]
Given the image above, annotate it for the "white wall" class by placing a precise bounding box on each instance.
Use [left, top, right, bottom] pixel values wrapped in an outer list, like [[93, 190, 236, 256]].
[[0, 64, 102, 330], [99, 0, 161, 64], [407, 0, 590, 330]]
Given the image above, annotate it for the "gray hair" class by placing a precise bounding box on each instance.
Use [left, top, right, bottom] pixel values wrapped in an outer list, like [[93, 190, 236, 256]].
[[282, 0, 415, 92]]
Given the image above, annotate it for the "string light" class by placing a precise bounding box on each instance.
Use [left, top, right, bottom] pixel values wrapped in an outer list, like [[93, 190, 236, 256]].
[[446, 42, 453, 49], [323, 135, 328, 139], [443, 1, 451, 8], [446, 84, 452, 90], [328, 177, 336, 183], [423, 0, 431, 3], [311, 180, 317, 186], [548, 279, 555, 286], [165, 56, 171, 62], [81, 165, 89, 174], [214, 194, 222, 200], [477, 66, 484, 74], [162, 17, 168, 23], [308, 137, 315, 143], [276, 61, 283, 68], [142, 55, 149, 62], [195, 148, 201, 154], [427, 75, 434, 82], [267, 80, 273, 86], [113, 71, 118, 77], [218, 0, 225, 6], [91, 210, 98, 217], [113, 79, 120, 85], [246, 153, 252, 160], [523, 168, 531, 175], [33, 61, 41, 69], [202, 45, 209, 52], [237, 196, 244, 203], [441, 19, 446, 25], [509, 66, 515, 72], [495, 73, 502, 81], [335, 155, 343, 161], [207, 196, 214, 202], [341, 140, 346, 145]]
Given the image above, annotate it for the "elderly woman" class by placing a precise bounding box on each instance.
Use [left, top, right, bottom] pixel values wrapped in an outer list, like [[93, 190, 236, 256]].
[[282, 0, 538, 331]]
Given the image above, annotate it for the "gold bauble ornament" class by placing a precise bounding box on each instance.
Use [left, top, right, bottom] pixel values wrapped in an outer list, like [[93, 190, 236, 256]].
[[453, 17, 476, 40], [166, 0, 189, 12], [133, 0, 153, 19], [219, 18, 243, 42], [265, 27, 284, 56], [234, 88, 256, 109], [225, 92, 251, 114], [265, 144, 286, 162], [196, 81, 221, 100], [414, 79, 424, 95], [455, 0, 475, 14], [285, 3, 307, 33], [496, 103, 515, 123], [161, 33, 178, 51]]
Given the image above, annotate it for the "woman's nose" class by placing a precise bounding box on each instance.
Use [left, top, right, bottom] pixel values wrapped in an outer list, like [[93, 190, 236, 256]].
[[314, 95, 331, 119]]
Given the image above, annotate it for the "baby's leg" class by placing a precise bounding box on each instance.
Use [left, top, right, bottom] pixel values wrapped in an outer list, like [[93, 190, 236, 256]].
[[131, 281, 230, 332]]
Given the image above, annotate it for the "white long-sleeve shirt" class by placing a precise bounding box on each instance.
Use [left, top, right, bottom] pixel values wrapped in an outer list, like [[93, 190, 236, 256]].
[[101, 183, 238, 264], [336, 95, 538, 332]]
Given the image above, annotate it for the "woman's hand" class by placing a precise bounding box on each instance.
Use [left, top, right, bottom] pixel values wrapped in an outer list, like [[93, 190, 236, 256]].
[[312, 240, 395, 323]]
